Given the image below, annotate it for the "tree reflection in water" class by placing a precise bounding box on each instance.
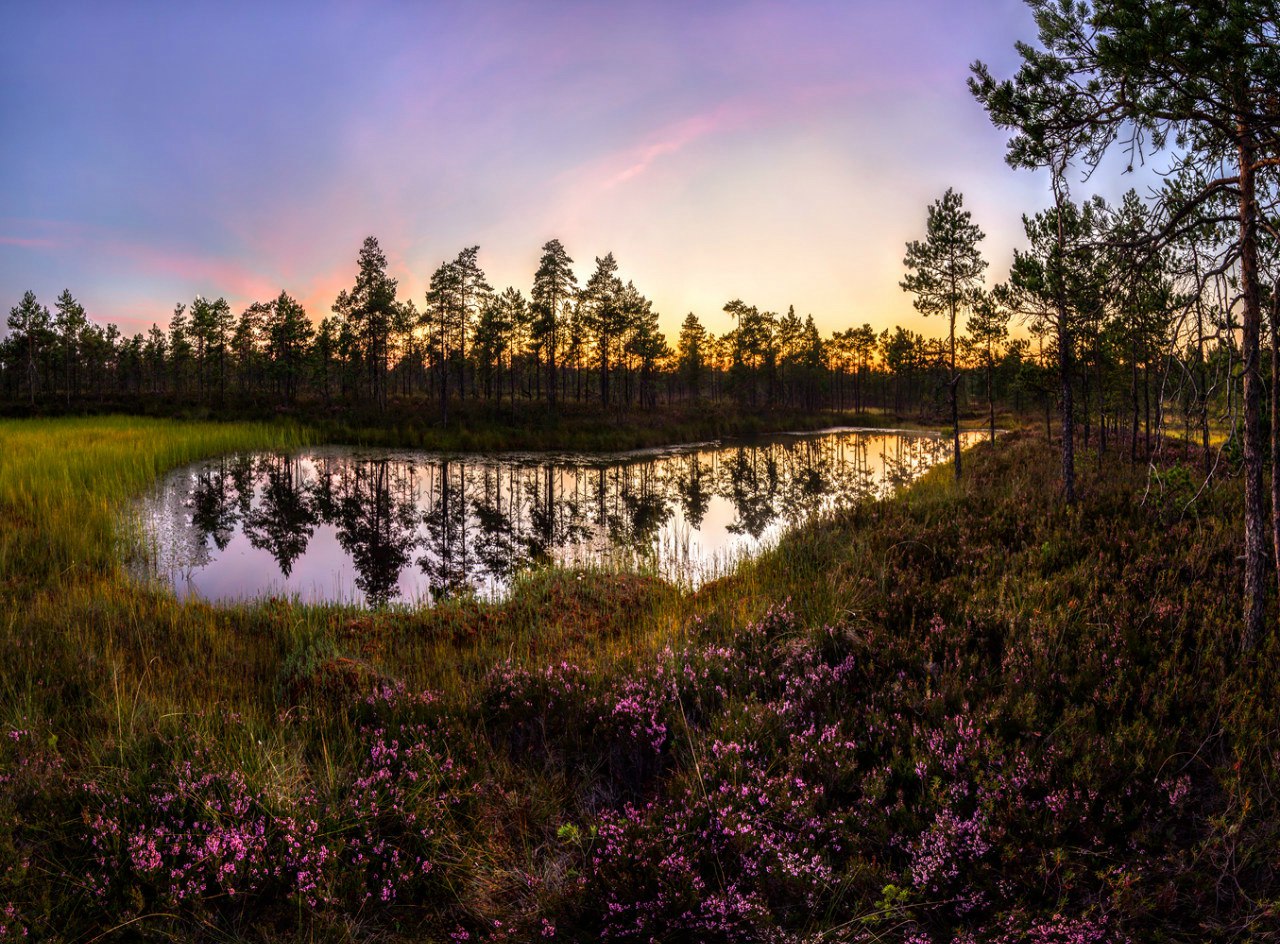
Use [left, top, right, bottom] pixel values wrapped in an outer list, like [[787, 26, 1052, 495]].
[[140, 429, 985, 606], [242, 456, 315, 577], [419, 460, 472, 604], [188, 460, 241, 552], [676, 456, 712, 530], [334, 459, 420, 607]]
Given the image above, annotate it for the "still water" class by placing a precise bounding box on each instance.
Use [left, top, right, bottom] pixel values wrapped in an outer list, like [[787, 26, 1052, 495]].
[[133, 428, 984, 607]]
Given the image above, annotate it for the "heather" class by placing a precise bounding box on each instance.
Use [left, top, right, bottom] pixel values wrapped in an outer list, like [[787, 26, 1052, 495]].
[[1, 418, 1277, 941]]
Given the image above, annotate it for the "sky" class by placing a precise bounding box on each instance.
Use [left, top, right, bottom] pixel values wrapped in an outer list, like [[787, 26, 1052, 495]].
[[1, 0, 1135, 341]]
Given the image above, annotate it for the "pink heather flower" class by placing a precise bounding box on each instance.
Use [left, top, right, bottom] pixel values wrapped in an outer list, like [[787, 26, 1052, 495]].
[[1165, 774, 1191, 806]]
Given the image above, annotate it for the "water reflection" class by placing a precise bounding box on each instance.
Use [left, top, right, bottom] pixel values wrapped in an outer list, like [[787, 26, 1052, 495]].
[[135, 428, 984, 607]]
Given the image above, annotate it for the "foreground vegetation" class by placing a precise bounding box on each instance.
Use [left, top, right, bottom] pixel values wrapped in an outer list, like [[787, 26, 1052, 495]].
[[0, 415, 1277, 942]]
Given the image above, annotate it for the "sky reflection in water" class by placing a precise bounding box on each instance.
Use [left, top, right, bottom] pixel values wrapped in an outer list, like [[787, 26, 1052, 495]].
[[134, 428, 984, 607]]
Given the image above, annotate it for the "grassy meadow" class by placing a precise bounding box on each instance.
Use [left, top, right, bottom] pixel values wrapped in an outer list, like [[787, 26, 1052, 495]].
[[0, 415, 1277, 942]]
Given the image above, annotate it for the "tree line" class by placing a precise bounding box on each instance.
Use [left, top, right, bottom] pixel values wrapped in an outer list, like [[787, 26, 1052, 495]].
[[1, 223, 1235, 449], [5, 1, 1279, 651], [0, 236, 989, 417]]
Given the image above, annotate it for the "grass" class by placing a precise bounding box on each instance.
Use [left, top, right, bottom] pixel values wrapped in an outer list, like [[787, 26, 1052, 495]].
[[0, 409, 974, 737], [0, 416, 310, 592], [1, 414, 1276, 941]]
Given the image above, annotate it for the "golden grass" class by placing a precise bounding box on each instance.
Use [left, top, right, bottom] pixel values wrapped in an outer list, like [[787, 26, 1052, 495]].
[[0, 416, 308, 589], [0, 414, 998, 767]]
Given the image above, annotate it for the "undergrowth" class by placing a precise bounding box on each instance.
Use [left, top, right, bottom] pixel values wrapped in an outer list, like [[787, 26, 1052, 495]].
[[0, 417, 1275, 942]]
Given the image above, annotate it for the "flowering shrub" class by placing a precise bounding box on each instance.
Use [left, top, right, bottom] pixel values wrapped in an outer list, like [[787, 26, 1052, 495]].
[[336, 717, 474, 905], [482, 659, 671, 796], [0, 728, 63, 943], [4, 433, 1277, 940], [82, 754, 322, 914], [75, 708, 477, 928]]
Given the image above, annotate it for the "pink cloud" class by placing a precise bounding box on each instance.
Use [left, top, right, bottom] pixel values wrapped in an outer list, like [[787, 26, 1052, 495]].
[[582, 81, 861, 197], [0, 218, 90, 252], [102, 240, 279, 302], [2, 217, 283, 310], [2, 217, 273, 297], [298, 268, 356, 321], [90, 294, 186, 337], [600, 103, 758, 190], [0, 234, 62, 250]]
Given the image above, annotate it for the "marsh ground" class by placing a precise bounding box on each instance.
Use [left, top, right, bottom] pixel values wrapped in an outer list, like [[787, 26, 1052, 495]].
[[0, 416, 1275, 942]]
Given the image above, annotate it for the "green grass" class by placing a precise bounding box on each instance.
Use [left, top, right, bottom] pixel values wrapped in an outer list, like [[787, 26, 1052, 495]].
[[0, 416, 309, 592], [3, 414, 1275, 941], [0, 415, 770, 755], [0, 410, 1066, 763], [0, 410, 978, 728], [0, 412, 968, 769]]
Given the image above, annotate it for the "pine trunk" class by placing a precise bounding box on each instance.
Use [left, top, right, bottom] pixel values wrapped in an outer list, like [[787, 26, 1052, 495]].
[[1238, 131, 1266, 652]]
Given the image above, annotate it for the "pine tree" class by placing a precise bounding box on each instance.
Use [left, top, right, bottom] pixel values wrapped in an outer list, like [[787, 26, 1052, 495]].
[[676, 312, 707, 400], [581, 253, 625, 407], [967, 290, 1010, 442], [531, 239, 577, 411], [901, 188, 987, 478], [474, 289, 522, 402], [312, 315, 341, 403], [144, 324, 168, 393], [53, 289, 87, 405], [188, 296, 233, 401], [7, 291, 50, 406], [425, 259, 461, 421], [266, 291, 313, 404], [346, 237, 398, 411], [620, 283, 668, 409], [233, 301, 270, 395], [450, 246, 491, 401], [971, 0, 1280, 648]]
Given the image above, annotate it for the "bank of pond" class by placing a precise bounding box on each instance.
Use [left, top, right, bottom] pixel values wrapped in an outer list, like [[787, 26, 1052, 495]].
[[134, 427, 986, 607], [4, 420, 1277, 941]]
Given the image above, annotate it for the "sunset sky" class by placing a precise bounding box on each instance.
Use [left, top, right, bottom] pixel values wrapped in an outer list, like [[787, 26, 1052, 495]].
[[1, 1, 1136, 341]]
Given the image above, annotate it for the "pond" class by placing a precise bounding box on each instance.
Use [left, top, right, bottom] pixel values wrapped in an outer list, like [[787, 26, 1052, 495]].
[[132, 427, 987, 607]]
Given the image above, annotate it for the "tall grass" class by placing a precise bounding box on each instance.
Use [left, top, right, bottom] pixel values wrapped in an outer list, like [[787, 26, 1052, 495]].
[[8, 415, 1269, 940], [0, 418, 311, 767], [0, 416, 308, 591], [0, 415, 989, 747]]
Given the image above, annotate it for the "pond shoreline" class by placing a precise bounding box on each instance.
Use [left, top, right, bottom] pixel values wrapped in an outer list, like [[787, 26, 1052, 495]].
[[134, 427, 987, 609], [290, 402, 1009, 454], [223, 423, 971, 465]]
